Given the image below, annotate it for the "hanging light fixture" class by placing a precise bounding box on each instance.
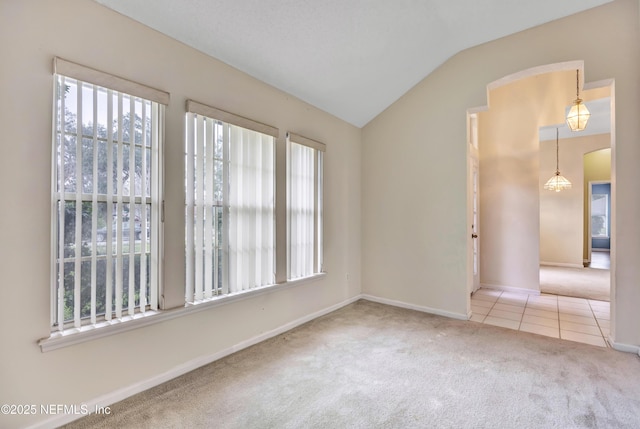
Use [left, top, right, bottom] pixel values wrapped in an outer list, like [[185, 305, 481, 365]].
[[566, 69, 590, 131], [544, 128, 572, 192]]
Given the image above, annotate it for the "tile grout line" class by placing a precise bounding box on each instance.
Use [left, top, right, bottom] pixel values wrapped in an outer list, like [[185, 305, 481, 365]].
[[587, 299, 609, 348], [471, 290, 500, 323], [482, 290, 502, 324], [473, 288, 608, 348], [518, 294, 532, 331]]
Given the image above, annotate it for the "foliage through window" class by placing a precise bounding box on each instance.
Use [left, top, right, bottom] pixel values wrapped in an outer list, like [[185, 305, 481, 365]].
[[52, 72, 162, 331]]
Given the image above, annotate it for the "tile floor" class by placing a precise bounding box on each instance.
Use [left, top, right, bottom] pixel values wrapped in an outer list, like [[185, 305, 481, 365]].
[[470, 288, 610, 348]]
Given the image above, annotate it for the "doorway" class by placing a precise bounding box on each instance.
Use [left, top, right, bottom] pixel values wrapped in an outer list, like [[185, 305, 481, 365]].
[[588, 180, 611, 270], [538, 128, 612, 302], [467, 63, 615, 346]]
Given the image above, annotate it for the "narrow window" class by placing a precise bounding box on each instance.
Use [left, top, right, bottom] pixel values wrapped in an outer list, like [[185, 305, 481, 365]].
[[185, 101, 277, 302], [287, 132, 325, 280], [591, 193, 609, 238], [51, 58, 167, 332]]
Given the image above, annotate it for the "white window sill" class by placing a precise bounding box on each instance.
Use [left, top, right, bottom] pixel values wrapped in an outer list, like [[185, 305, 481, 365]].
[[38, 272, 326, 352]]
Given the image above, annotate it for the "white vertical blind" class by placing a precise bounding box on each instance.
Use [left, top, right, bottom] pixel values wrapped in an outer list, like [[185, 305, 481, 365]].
[[55, 78, 66, 331], [287, 132, 325, 280], [115, 92, 124, 319], [149, 101, 161, 312], [195, 114, 205, 302], [90, 86, 99, 325], [289, 143, 315, 279], [52, 69, 164, 332], [139, 100, 148, 312], [73, 79, 83, 328], [228, 125, 275, 292], [317, 152, 324, 274], [185, 113, 195, 303], [127, 95, 136, 317], [105, 88, 115, 322], [185, 104, 275, 302]]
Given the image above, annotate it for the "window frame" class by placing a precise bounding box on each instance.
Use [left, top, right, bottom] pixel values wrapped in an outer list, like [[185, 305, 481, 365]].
[[286, 132, 325, 280], [40, 62, 330, 352], [49, 57, 168, 333], [185, 100, 278, 304]]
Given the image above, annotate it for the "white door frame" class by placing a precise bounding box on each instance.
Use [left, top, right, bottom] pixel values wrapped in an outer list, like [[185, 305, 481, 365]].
[[467, 112, 481, 296]]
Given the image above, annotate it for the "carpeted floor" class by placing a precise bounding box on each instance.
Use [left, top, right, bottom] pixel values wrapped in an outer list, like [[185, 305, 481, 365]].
[[540, 266, 610, 301], [63, 300, 640, 429]]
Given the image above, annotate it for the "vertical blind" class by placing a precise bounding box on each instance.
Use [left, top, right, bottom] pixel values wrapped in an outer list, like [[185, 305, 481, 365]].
[[287, 132, 325, 280], [228, 124, 276, 292], [185, 101, 277, 302], [52, 58, 167, 332]]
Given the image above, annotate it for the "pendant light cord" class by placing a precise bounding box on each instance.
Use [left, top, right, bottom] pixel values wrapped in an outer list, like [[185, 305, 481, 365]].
[[556, 128, 560, 174], [576, 69, 580, 99]]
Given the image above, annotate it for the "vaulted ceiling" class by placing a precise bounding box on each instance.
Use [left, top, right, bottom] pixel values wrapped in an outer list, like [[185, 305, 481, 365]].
[[95, 0, 612, 128]]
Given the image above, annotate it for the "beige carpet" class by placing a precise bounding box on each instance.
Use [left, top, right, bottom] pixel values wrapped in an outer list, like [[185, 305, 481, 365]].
[[540, 266, 610, 301], [63, 300, 640, 428]]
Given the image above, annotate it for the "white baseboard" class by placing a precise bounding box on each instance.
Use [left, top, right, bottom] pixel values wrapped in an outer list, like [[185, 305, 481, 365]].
[[607, 335, 640, 355], [480, 283, 540, 296], [540, 262, 584, 269], [360, 294, 469, 321], [27, 295, 362, 429]]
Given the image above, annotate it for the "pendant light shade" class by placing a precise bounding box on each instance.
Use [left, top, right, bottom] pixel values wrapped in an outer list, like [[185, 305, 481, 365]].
[[566, 69, 590, 131], [544, 172, 572, 192], [544, 128, 572, 192]]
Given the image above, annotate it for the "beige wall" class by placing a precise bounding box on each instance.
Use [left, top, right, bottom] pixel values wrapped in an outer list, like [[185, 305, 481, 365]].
[[362, 0, 639, 343], [478, 71, 576, 292], [583, 148, 612, 259], [2, 0, 640, 427], [0, 1, 361, 428], [540, 134, 610, 267]]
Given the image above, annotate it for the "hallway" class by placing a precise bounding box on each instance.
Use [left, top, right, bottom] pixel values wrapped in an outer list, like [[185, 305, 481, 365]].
[[470, 288, 609, 348], [590, 250, 611, 269]]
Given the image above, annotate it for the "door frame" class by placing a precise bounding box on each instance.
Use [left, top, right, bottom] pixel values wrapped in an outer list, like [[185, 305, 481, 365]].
[[466, 63, 615, 326], [587, 179, 612, 264], [467, 112, 481, 296]]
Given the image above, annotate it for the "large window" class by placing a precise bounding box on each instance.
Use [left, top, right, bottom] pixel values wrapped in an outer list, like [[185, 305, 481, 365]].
[[185, 101, 277, 302], [287, 132, 325, 280], [51, 58, 167, 332]]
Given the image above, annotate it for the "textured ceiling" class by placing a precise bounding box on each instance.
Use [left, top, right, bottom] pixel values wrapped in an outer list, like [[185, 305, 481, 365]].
[[95, 0, 612, 127]]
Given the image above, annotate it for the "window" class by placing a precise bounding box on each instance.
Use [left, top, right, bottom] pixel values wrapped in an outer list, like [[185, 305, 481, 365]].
[[185, 101, 277, 302], [287, 132, 325, 280], [591, 193, 609, 238], [51, 58, 167, 332]]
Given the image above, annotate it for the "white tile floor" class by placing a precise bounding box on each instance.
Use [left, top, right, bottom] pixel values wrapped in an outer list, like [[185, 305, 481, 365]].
[[470, 288, 610, 348]]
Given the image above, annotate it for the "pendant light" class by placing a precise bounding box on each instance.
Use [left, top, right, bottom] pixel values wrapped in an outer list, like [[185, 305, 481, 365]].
[[566, 69, 590, 131], [544, 128, 572, 192]]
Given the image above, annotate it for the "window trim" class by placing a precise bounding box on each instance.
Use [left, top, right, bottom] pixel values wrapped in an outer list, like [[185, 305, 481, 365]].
[[186, 100, 278, 138], [39, 273, 326, 352], [49, 58, 168, 335], [185, 100, 278, 303], [54, 57, 170, 105], [40, 66, 332, 351], [286, 132, 325, 279]]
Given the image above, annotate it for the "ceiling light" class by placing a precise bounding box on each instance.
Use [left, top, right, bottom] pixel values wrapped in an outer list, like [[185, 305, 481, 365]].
[[566, 69, 590, 131], [544, 128, 572, 192]]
